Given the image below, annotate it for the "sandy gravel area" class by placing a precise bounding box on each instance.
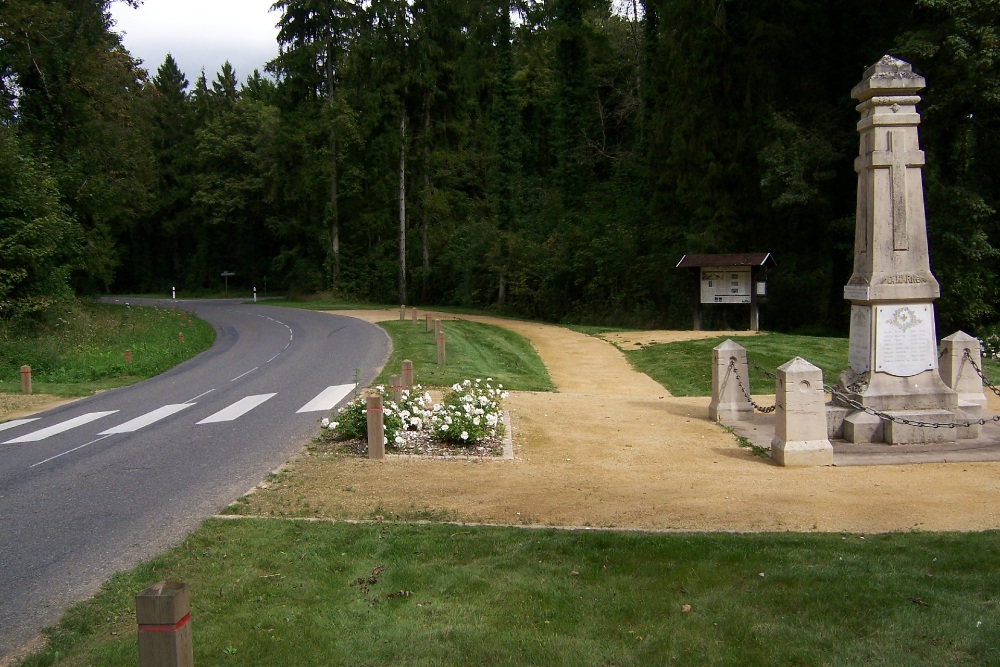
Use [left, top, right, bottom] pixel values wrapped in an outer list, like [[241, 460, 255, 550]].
[[236, 309, 1000, 533]]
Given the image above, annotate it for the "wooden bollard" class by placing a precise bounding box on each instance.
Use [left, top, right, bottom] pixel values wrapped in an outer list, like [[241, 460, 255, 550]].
[[399, 305, 406, 321], [436, 332, 446, 365], [401, 359, 414, 389], [124, 350, 132, 364], [366, 394, 385, 459], [434, 318, 442, 336], [136, 581, 193, 667], [20, 365, 31, 395], [178, 332, 184, 343], [411, 308, 418, 324], [389, 374, 403, 404], [425, 314, 432, 333]]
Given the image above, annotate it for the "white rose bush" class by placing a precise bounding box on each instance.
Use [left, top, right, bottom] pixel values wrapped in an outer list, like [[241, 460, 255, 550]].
[[324, 379, 508, 455]]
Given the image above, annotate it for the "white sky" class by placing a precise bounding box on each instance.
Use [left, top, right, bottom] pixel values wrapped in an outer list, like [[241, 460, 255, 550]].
[[110, 0, 281, 88]]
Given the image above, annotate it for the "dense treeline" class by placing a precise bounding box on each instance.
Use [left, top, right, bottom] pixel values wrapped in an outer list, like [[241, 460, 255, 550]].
[[2, 0, 998, 334]]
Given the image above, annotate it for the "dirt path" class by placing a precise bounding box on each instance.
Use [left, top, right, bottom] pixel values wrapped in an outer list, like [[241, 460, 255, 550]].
[[237, 310, 1000, 533]]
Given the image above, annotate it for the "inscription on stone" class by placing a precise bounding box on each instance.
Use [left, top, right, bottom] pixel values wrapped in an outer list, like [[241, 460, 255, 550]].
[[844, 285, 870, 301], [848, 306, 871, 373], [874, 304, 936, 377]]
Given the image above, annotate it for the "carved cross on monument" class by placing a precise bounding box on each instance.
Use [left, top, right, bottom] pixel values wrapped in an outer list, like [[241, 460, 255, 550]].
[[858, 129, 926, 251]]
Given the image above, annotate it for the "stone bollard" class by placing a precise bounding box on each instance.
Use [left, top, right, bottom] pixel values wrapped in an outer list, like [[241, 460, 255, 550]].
[[708, 340, 752, 422], [425, 314, 432, 333], [940, 330, 987, 438], [136, 581, 193, 667], [401, 360, 414, 389], [389, 374, 403, 404], [412, 308, 418, 324], [770, 357, 834, 467], [20, 365, 31, 395], [124, 350, 133, 364], [434, 319, 442, 336], [366, 394, 385, 460], [399, 305, 406, 321], [436, 332, 446, 365]]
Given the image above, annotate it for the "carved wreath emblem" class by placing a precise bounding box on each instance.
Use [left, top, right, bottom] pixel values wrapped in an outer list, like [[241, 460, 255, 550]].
[[885, 306, 921, 332]]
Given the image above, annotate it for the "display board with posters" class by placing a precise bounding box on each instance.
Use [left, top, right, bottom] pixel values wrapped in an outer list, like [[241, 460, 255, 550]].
[[700, 267, 751, 304]]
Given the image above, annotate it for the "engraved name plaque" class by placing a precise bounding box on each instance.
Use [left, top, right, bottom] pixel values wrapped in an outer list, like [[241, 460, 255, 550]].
[[874, 304, 937, 377]]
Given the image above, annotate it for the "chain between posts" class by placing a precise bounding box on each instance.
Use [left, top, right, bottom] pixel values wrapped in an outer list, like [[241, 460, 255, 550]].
[[824, 348, 1000, 429], [729, 359, 775, 413], [965, 350, 1000, 399]]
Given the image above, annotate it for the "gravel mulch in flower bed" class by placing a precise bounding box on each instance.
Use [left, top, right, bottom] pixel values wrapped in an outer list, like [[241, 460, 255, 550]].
[[312, 430, 504, 459]]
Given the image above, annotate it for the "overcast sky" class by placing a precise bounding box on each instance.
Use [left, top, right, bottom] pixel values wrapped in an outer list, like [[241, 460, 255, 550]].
[[110, 0, 281, 88]]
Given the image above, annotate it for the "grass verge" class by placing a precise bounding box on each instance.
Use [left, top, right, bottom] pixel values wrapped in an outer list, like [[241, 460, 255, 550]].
[[19, 519, 1000, 666], [375, 319, 554, 392], [0, 299, 215, 398]]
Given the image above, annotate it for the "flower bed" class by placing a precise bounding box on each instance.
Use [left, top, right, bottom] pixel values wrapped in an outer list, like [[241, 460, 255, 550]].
[[319, 379, 509, 458]]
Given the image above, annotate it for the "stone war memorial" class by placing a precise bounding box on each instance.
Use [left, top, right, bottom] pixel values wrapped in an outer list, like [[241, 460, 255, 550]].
[[711, 55, 994, 466]]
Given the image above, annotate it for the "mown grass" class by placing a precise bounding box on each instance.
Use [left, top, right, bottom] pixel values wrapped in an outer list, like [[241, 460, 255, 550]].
[[375, 319, 554, 392], [625, 332, 1000, 398], [0, 300, 215, 397], [19, 519, 1000, 666], [625, 333, 849, 397]]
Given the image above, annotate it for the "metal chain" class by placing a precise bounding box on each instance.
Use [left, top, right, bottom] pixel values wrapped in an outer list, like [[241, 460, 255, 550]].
[[826, 385, 1000, 429], [963, 350, 1000, 399], [729, 359, 776, 413], [748, 360, 777, 381]]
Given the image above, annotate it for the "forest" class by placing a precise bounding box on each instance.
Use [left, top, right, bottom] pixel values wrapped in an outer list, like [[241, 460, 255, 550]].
[[1, 0, 998, 334]]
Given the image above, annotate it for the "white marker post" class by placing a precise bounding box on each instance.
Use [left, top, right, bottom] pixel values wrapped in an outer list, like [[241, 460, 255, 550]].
[[253, 287, 257, 303], [172, 287, 176, 300]]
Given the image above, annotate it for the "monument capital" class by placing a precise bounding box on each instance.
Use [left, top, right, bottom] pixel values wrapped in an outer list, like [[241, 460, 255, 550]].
[[851, 55, 926, 102]]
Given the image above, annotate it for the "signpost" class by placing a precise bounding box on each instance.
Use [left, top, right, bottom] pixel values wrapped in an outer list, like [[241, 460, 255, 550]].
[[220, 271, 235, 297], [676, 253, 774, 331]]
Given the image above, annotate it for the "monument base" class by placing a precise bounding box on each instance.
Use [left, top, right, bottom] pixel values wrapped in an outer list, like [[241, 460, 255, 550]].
[[770, 438, 833, 467]]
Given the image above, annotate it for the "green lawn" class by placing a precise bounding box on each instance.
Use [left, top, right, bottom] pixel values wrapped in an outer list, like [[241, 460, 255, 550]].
[[375, 319, 554, 392], [20, 519, 1000, 666], [624, 332, 1000, 397], [0, 300, 215, 397]]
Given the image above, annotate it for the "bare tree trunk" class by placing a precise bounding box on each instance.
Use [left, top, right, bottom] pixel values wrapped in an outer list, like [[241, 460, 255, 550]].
[[398, 115, 407, 305], [326, 48, 340, 288], [421, 90, 431, 302]]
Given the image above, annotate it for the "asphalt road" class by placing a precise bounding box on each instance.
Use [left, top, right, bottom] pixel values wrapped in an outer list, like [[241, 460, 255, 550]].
[[0, 299, 390, 660]]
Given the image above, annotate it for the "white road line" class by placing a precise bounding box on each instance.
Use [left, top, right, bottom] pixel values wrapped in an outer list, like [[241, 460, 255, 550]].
[[30, 435, 112, 468], [197, 394, 277, 424], [0, 418, 39, 434], [3, 412, 118, 444], [187, 389, 216, 402], [98, 404, 194, 435], [230, 367, 259, 382], [296, 385, 356, 413]]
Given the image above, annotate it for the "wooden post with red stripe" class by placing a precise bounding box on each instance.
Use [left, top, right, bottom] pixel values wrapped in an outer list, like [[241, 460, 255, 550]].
[[136, 581, 193, 667], [367, 394, 385, 460]]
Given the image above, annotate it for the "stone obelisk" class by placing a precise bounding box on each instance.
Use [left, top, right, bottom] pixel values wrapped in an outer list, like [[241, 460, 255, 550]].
[[838, 55, 958, 444]]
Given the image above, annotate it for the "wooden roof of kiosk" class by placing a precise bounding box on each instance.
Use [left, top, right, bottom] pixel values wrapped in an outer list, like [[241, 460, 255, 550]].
[[675, 252, 775, 269], [676, 253, 774, 331]]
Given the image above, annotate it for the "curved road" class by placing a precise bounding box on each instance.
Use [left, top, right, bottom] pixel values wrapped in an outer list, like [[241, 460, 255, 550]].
[[0, 299, 390, 660]]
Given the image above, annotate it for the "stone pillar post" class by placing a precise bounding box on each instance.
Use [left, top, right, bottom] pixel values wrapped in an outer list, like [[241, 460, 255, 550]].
[[709, 340, 752, 423], [940, 331, 987, 438], [771, 358, 833, 466], [136, 582, 193, 667]]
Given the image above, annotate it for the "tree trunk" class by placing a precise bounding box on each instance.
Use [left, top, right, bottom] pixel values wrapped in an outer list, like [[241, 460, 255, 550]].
[[326, 46, 340, 288], [398, 115, 407, 305], [421, 90, 431, 302]]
